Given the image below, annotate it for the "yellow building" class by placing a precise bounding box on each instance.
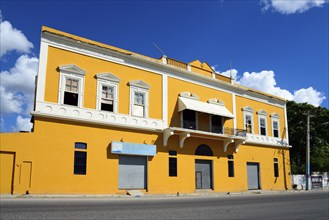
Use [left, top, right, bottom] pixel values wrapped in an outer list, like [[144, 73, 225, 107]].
[[0, 27, 292, 195]]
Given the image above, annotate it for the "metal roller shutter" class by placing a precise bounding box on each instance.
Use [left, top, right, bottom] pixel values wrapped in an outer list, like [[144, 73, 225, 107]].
[[118, 155, 147, 189], [247, 162, 260, 190], [195, 160, 212, 189]]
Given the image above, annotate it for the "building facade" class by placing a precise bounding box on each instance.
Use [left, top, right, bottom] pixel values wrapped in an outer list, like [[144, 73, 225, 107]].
[[0, 27, 292, 195]]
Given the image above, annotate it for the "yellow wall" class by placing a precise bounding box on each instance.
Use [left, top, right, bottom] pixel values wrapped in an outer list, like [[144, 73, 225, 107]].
[[45, 46, 163, 119], [0, 119, 291, 195], [235, 95, 286, 138]]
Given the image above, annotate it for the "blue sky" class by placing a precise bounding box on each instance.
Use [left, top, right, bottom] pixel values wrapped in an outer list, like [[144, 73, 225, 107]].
[[1, 0, 328, 132]]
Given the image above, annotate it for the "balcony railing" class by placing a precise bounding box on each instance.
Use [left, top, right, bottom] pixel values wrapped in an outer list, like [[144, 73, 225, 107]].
[[223, 128, 247, 137], [167, 58, 188, 70]]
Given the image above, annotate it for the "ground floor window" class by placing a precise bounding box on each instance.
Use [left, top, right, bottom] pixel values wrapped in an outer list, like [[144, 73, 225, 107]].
[[274, 158, 279, 177], [169, 150, 177, 177], [74, 142, 87, 175], [228, 155, 234, 177]]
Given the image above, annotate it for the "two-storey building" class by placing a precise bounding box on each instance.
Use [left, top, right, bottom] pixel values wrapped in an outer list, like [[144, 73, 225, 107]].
[[0, 27, 292, 195]]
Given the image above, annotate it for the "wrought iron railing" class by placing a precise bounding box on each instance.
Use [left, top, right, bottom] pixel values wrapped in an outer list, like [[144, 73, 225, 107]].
[[223, 128, 247, 137]]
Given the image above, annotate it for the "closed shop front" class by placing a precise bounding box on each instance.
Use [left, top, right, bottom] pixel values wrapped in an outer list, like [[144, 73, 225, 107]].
[[118, 155, 147, 189], [195, 159, 213, 189], [247, 162, 261, 190]]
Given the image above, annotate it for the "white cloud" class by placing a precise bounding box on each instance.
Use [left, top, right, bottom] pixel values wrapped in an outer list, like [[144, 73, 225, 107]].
[[237, 70, 326, 107], [0, 19, 34, 57], [0, 55, 39, 115], [211, 65, 239, 80], [261, 0, 328, 14], [12, 115, 32, 132]]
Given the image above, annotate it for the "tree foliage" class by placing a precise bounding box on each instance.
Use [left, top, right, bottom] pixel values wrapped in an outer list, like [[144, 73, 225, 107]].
[[287, 101, 329, 174]]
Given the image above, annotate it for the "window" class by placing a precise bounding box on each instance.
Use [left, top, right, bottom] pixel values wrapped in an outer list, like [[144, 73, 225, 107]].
[[245, 114, 253, 133], [271, 113, 280, 138], [259, 118, 267, 136], [182, 109, 197, 130], [169, 150, 177, 177], [257, 110, 268, 136], [58, 65, 86, 107], [64, 78, 79, 106], [273, 158, 279, 177], [242, 106, 254, 134], [228, 155, 234, 177], [273, 121, 279, 138], [96, 73, 120, 113], [129, 80, 150, 118], [211, 115, 223, 134], [195, 144, 213, 156], [74, 142, 87, 175]]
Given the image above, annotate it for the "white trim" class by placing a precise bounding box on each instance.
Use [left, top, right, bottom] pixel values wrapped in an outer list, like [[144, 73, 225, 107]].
[[232, 93, 236, 129], [41, 35, 286, 108], [243, 112, 254, 134], [129, 85, 149, 118], [271, 119, 280, 138], [58, 65, 86, 107], [35, 41, 49, 102], [245, 133, 290, 148], [33, 101, 164, 132], [258, 115, 267, 136], [96, 79, 119, 113], [162, 74, 168, 127], [284, 104, 289, 144]]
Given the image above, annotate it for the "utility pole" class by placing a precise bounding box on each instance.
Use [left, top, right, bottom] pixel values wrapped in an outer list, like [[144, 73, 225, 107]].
[[306, 112, 311, 190]]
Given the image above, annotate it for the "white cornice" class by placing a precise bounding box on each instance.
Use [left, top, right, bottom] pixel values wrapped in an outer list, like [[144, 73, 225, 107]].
[[242, 106, 254, 113], [257, 109, 268, 116], [95, 73, 120, 83], [128, 80, 150, 89], [58, 64, 86, 76]]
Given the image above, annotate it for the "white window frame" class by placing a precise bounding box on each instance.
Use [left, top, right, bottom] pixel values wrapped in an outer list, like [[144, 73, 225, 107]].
[[242, 106, 254, 134], [95, 73, 120, 113], [58, 65, 86, 107], [257, 110, 268, 136], [271, 113, 280, 138], [129, 80, 150, 118]]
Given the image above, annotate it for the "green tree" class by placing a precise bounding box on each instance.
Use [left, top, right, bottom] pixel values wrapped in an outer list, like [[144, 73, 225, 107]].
[[287, 101, 329, 174]]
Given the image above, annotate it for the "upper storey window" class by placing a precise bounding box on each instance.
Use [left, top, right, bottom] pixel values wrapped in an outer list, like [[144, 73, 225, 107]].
[[242, 106, 254, 134], [95, 73, 120, 113], [129, 80, 150, 118], [271, 113, 280, 138], [257, 110, 268, 136], [58, 65, 86, 107]]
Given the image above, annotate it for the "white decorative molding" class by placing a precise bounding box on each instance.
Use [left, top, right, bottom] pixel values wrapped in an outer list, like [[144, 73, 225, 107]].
[[32, 101, 164, 131], [223, 140, 234, 152], [257, 109, 268, 116], [58, 64, 86, 76], [208, 98, 224, 106], [36, 41, 49, 102], [242, 106, 254, 113], [179, 132, 190, 149], [270, 112, 280, 119], [162, 75, 168, 127], [245, 133, 290, 148], [179, 92, 199, 100], [95, 73, 120, 83], [128, 80, 150, 90], [163, 128, 174, 146]]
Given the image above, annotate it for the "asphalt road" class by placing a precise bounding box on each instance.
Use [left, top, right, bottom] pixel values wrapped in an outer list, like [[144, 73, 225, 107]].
[[0, 191, 328, 219]]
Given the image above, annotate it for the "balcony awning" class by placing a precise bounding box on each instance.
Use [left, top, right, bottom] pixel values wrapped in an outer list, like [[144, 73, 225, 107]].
[[178, 97, 234, 118]]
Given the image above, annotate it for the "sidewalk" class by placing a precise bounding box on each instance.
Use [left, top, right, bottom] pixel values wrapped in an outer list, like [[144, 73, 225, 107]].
[[1, 189, 327, 200]]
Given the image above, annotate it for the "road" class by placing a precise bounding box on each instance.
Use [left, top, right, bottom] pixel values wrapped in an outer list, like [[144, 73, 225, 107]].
[[0, 191, 328, 219]]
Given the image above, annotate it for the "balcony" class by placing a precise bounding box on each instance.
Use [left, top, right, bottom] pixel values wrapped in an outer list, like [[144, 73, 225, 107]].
[[163, 126, 247, 153]]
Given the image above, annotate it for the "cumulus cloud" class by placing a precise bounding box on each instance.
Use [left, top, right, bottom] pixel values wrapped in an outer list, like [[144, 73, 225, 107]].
[[237, 70, 326, 107], [0, 55, 38, 115], [11, 115, 33, 132], [211, 65, 239, 80], [0, 17, 34, 58], [261, 0, 328, 14]]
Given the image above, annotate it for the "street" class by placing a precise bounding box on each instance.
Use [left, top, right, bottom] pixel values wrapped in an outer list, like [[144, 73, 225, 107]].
[[0, 191, 328, 219]]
